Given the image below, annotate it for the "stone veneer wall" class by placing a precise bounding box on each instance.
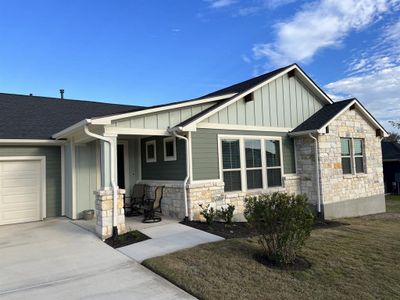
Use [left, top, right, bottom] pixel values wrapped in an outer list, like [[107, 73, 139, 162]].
[[294, 136, 319, 207], [143, 182, 186, 219], [94, 189, 126, 240], [187, 176, 301, 221], [317, 108, 385, 218]]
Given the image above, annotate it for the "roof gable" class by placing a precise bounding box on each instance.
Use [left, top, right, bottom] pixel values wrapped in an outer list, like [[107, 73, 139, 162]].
[[290, 98, 388, 136], [198, 72, 325, 129], [175, 64, 333, 131]]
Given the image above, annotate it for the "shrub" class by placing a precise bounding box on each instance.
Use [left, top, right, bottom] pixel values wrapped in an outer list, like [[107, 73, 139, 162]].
[[217, 204, 235, 225], [199, 203, 216, 225], [244, 192, 314, 265]]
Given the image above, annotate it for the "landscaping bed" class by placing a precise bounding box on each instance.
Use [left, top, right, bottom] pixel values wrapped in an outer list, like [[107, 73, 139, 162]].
[[105, 230, 150, 248], [182, 218, 346, 239], [143, 196, 400, 300]]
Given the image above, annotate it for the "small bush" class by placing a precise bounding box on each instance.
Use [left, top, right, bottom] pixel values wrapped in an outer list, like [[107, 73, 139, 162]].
[[217, 204, 235, 225], [199, 203, 216, 225], [244, 192, 314, 265]]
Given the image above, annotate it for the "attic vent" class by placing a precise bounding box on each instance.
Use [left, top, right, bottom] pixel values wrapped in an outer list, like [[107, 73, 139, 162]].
[[244, 93, 254, 103], [288, 69, 295, 78], [376, 129, 383, 137], [350, 104, 356, 110]]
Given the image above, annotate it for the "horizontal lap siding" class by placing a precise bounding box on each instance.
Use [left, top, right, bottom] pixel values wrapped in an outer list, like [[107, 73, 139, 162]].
[[141, 136, 186, 180], [0, 146, 61, 217], [191, 129, 296, 181]]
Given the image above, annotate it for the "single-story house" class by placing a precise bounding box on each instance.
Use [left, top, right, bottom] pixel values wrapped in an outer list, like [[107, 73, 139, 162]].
[[0, 63, 388, 239], [381, 141, 400, 194]]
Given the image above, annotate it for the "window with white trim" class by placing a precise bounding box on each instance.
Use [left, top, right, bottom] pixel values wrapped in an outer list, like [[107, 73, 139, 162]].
[[222, 139, 242, 192], [245, 140, 262, 189], [220, 136, 283, 192], [163, 137, 176, 161], [145, 140, 156, 163], [265, 140, 282, 187], [340, 138, 365, 174]]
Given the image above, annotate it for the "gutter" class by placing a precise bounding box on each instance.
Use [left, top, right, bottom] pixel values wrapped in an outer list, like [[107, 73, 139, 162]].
[[168, 127, 190, 221], [84, 124, 119, 236], [309, 133, 322, 215]]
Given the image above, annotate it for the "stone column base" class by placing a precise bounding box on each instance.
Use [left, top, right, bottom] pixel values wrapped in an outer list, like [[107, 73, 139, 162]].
[[94, 188, 126, 240]]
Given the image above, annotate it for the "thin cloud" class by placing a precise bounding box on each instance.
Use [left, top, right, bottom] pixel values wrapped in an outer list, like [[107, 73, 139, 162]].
[[253, 0, 396, 66], [205, 0, 236, 8]]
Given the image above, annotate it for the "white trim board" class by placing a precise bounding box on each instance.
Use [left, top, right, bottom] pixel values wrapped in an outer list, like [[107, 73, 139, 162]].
[[197, 123, 293, 132], [104, 127, 170, 136], [0, 139, 65, 145], [0, 156, 47, 222]]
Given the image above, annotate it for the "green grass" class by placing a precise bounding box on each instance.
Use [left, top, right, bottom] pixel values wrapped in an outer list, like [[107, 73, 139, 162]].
[[143, 196, 400, 300], [386, 194, 400, 213]]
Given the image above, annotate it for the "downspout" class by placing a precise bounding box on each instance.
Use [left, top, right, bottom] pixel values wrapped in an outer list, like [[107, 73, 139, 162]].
[[168, 127, 190, 221], [84, 125, 119, 236], [309, 133, 322, 215]]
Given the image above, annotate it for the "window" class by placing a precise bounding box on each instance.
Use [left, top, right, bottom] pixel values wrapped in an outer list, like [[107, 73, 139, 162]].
[[353, 139, 365, 173], [222, 139, 241, 192], [245, 140, 262, 189], [220, 136, 283, 192], [340, 138, 365, 174], [145, 140, 156, 163], [163, 137, 176, 161], [265, 140, 282, 187], [341, 138, 352, 174]]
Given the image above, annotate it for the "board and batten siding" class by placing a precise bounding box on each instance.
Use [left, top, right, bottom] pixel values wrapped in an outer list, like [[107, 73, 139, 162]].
[[0, 146, 62, 217], [203, 74, 324, 128], [191, 129, 296, 181], [75, 141, 98, 218], [111, 102, 216, 130], [141, 136, 187, 180]]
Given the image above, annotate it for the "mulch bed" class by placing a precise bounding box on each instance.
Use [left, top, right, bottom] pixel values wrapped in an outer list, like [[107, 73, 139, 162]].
[[182, 219, 348, 239], [181, 220, 259, 239], [105, 230, 150, 248]]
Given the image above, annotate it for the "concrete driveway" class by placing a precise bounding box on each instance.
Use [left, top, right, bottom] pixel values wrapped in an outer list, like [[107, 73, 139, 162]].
[[0, 218, 194, 300]]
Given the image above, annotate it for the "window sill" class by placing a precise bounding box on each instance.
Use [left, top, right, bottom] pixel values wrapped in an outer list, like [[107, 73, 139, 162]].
[[343, 173, 368, 179]]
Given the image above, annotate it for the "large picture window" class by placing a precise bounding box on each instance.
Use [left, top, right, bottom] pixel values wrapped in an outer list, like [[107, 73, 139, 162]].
[[220, 136, 283, 192], [222, 139, 241, 192], [340, 138, 365, 174]]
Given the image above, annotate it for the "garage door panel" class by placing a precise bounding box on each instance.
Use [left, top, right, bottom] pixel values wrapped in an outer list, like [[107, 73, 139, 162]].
[[0, 159, 43, 225], [0, 161, 40, 172]]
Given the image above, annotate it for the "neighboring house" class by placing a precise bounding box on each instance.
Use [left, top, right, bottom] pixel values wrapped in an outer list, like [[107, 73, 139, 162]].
[[0, 64, 388, 239], [381, 141, 400, 194]]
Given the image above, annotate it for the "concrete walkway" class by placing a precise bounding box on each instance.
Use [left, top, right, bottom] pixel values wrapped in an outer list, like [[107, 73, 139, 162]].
[[118, 223, 224, 262], [0, 218, 194, 300]]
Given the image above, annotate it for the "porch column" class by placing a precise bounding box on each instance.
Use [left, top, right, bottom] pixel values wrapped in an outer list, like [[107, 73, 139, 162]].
[[95, 133, 126, 240]]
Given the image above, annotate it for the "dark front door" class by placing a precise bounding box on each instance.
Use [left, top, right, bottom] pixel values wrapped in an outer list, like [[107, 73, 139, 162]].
[[117, 144, 125, 189]]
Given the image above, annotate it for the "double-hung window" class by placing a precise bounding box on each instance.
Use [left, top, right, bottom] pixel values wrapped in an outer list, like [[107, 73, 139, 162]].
[[340, 138, 365, 174], [220, 136, 283, 192], [222, 139, 242, 192], [265, 140, 282, 187], [245, 140, 263, 190]]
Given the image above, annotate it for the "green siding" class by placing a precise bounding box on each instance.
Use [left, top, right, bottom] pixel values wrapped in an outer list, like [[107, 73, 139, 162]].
[[75, 142, 98, 218], [0, 146, 61, 217], [64, 143, 72, 218], [204, 74, 324, 128], [191, 129, 296, 180], [141, 136, 186, 180]]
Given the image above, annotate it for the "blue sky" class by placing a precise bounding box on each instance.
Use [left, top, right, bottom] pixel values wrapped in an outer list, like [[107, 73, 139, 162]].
[[0, 0, 399, 130]]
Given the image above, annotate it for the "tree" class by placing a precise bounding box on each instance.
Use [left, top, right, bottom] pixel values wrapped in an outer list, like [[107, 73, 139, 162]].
[[385, 121, 400, 143]]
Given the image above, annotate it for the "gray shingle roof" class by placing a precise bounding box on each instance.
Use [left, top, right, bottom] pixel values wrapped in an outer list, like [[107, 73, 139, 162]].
[[290, 99, 354, 133], [382, 141, 400, 161], [0, 93, 144, 139]]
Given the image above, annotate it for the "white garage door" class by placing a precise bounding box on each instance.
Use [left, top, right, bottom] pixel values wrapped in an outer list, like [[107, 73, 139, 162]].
[[0, 158, 44, 225]]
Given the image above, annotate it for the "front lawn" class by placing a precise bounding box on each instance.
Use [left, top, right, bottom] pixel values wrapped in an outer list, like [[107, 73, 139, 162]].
[[143, 196, 400, 299]]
